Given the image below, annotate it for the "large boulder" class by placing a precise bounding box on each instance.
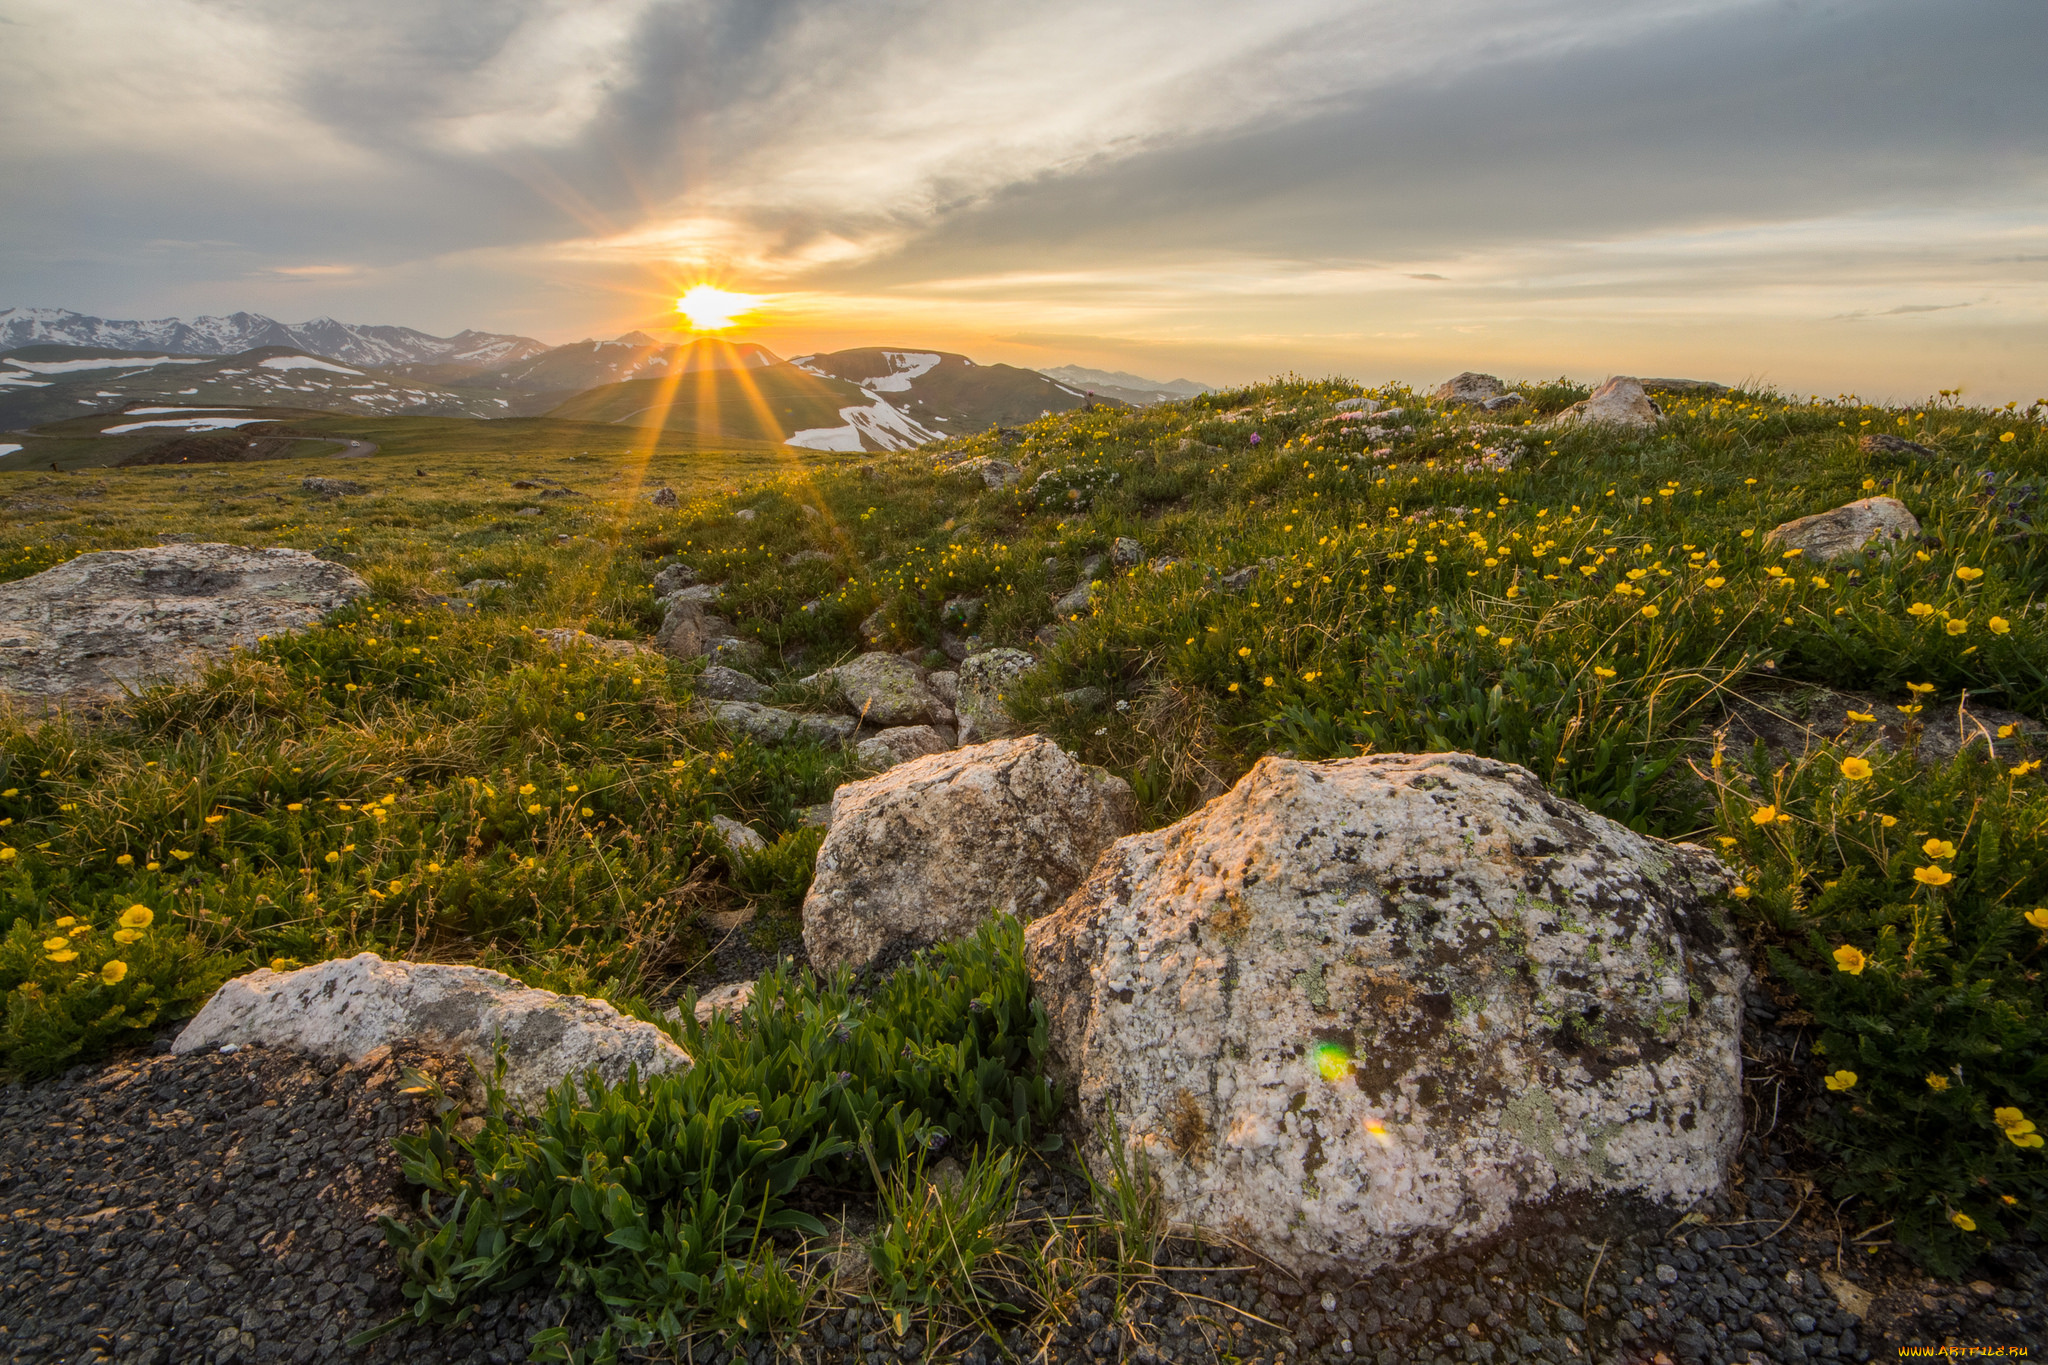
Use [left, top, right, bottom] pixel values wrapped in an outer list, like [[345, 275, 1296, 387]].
[[656, 597, 715, 659], [1764, 496, 1919, 562], [955, 648, 1039, 743], [173, 953, 691, 1107], [0, 543, 368, 702], [822, 652, 942, 726], [803, 736, 1137, 972], [708, 700, 856, 747], [1549, 376, 1661, 431], [1024, 752, 1745, 1276]]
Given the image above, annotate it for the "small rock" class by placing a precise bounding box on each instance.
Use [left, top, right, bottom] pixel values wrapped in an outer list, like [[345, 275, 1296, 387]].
[[1764, 496, 1920, 562], [803, 735, 1137, 972], [800, 504, 820, 519], [515, 507, 543, 516], [927, 670, 959, 705], [1058, 686, 1108, 712], [1434, 373, 1508, 407], [657, 597, 715, 659], [1547, 376, 1661, 431], [537, 487, 577, 499], [859, 604, 893, 647], [1860, 432, 1937, 458], [709, 700, 856, 747], [1053, 579, 1095, 618], [301, 476, 366, 498], [705, 635, 765, 667], [174, 954, 690, 1107], [1656, 1264, 1679, 1284], [1479, 393, 1523, 412], [786, 549, 834, 567], [955, 648, 1039, 744], [1640, 378, 1729, 395], [645, 486, 680, 508], [532, 628, 650, 661], [798, 802, 833, 829], [951, 456, 1022, 489], [695, 664, 766, 702], [663, 582, 724, 606], [460, 577, 514, 597], [733, 508, 758, 521], [670, 980, 754, 1025], [1334, 397, 1379, 413], [855, 725, 951, 770], [942, 596, 981, 629], [651, 563, 699, 597], [822, 652, 942, 726], [710, 815, 768, 855], [1111, 537, 1144, 569]]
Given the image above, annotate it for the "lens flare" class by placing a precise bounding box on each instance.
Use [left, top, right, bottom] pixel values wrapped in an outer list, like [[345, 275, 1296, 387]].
[[1310, 1039, 1352, 1083], [675, 285, 759, 331]]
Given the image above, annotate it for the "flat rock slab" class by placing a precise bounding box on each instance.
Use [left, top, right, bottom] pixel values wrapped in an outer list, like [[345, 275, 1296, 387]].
[[708, 699, 857, 746], [173, 952, 691, 1107], [1764, 496, 1920, 562], [1025, 752, 1746, 1277], [804, 735, 1136, 973], [0, 543, 368, 702]]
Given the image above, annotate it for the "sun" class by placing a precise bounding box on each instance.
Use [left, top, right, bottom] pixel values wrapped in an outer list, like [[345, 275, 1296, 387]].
[[674, 285, 759, 331]]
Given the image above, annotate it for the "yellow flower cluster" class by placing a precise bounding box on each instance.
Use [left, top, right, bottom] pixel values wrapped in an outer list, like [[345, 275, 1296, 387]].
[[1995, 1107, 2044, 1149]]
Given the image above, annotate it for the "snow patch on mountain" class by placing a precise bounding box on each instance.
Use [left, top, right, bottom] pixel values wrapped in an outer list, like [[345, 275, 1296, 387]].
[[8, 356, 207, 374], [102, 416, 270, 434], [864, 352, 943, 393], [786, 398, 943, 453], [259, 356, 361, 375]]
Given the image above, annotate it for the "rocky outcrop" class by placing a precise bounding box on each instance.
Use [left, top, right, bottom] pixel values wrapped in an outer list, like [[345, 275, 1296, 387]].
[[1549, 376, 1660, 431], [1024, 752, 1745, 1277], [651, 562, 699, 597], [0, 543, 368, 702], [803, 736, 1137, 972], [820, 652, 944, 726], [656, 597, 715, 659], [1764, 496, 1920, 562], [173, 953, 691, 1107], [855, 724, 951, 770], [955, 648, 1039, 743], [301, 477, 365, 498], [708, 700, 857, 747]]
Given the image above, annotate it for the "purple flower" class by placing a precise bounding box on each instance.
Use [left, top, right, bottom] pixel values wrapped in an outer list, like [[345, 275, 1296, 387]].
[[1250, 432, 1262, 446]]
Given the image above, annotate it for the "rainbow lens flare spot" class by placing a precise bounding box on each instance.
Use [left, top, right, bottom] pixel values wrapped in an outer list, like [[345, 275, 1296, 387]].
[[1312, 1040, 1351, 1082]]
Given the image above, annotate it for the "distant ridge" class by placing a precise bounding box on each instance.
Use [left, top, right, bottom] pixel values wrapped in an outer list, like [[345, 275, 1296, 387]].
[[0, 307, 548, 371], [1040, 364, 1212, 406]]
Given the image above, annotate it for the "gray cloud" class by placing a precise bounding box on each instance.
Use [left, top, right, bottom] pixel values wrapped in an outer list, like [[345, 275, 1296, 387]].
[[0, 0, 2042, 399]]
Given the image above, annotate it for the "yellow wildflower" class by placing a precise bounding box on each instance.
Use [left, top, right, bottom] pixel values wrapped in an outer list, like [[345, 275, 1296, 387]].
[[100, 960, 128, 986], [1952, 1212, 1976, 1232], [1704, 576, 1725, 589], [1824, 1070, 1858, 1091], [1946, 618, 1969, 636], [113, 929, 142, 945], [1956, 566, 1984, 582], [1913, 865, 1955, 887], [1833, 945, 1867, 975], [119, 905, 153, 928], [1907, 603, 1934, 617], [46, 948, 77, 964], [1926, 1073, 1950, 1092], [1839, 757, 1873, 780], [1923, 838, 1956, 859], [1594, 666, 1616, 678], [1640, 604, 1660, 619], [1847, 710, 1875, 723], [2025, 908, 2048, 929], [1751, 805, 1778, 826], [1990, 617, 2011, 635]]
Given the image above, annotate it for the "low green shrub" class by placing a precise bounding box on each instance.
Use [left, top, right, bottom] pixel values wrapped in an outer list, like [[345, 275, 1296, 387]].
[[1709, 728, 2048, 1272], [369, 918, 1059, 1354]]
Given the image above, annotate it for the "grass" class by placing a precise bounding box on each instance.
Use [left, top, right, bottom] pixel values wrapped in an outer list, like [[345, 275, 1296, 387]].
[[1, 374, 2046, 1348]]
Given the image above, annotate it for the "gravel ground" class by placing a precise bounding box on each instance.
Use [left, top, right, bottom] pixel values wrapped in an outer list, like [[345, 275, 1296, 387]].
[[2, 987, 2041, 1365]]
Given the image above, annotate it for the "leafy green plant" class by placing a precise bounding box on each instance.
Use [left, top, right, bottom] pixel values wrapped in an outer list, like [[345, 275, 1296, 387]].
[[863, 1138, 1025, 1330], [367, 918, 1059, 1353], [1707, 731, 2048, 1272]]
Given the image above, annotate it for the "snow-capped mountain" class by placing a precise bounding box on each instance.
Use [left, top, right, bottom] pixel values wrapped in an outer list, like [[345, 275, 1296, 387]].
[[0, 308, 548, 371], [467, 333, 780, 395], [783, 349, 1095, 450]]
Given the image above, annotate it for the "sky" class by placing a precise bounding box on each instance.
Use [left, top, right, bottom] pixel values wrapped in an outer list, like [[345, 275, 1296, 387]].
[[3, 0, 2045, 402]]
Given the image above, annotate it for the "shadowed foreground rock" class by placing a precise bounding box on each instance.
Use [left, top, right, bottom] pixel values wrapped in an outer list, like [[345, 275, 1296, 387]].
[[174, 953, 691, 1107], [1025, 751, 1746, 1277], [803, 735, 1136, 972], [0, 543, 368, 702]]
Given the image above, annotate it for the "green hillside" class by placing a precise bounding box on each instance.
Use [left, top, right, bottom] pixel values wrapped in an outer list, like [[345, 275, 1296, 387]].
[[544, 363, 871, 441], [0, 375, 2044, 1354]]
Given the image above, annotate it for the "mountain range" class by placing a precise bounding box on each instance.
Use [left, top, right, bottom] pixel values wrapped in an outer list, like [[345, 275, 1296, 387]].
[[1, 308, 1209, 453], [0, 307, 547, 372]]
